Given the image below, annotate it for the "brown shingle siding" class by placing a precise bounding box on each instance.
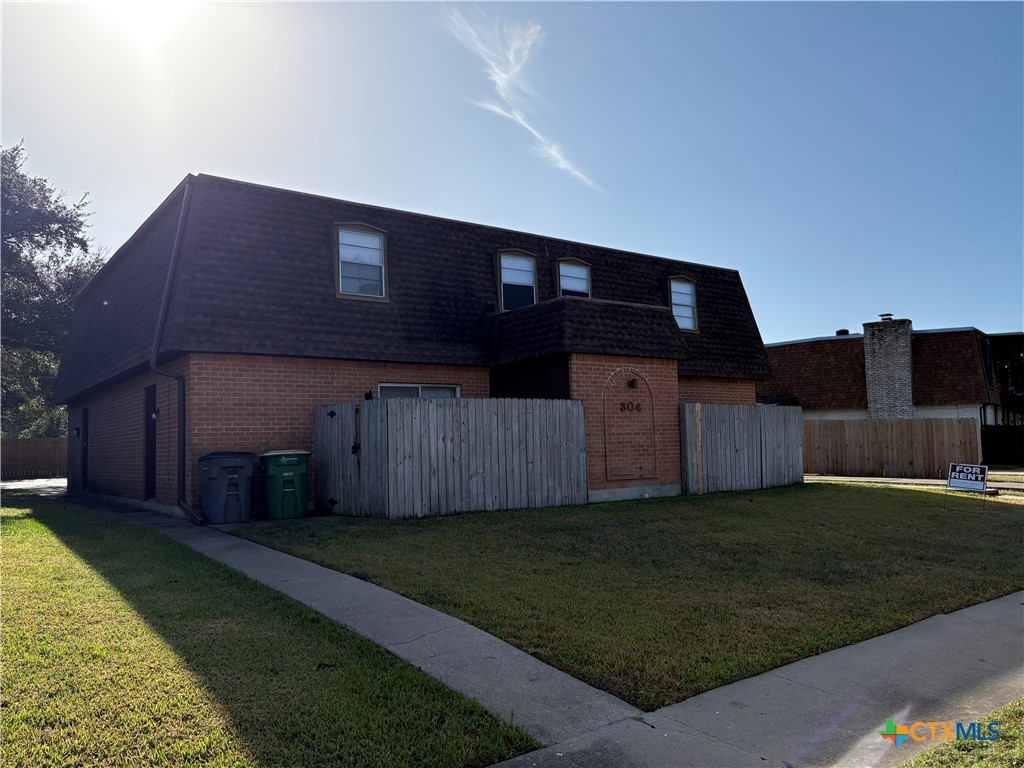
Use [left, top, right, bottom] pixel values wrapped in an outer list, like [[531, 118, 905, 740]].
[[758, 338, 867, 410], [57, 174, 769, 403], [912, 331, 993, 406]]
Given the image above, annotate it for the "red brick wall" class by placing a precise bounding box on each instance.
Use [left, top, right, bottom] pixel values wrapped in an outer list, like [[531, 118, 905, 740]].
[[185, 354, 490, 506], [679, 376, 757, 404], [66, 353, 756, 509], [67, 354, 488, 509], [67, 358, 186, 505], [569, 354, 681, 493]]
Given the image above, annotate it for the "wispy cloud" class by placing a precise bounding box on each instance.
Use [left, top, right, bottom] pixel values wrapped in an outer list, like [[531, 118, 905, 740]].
[[447, 7, 600, 192]]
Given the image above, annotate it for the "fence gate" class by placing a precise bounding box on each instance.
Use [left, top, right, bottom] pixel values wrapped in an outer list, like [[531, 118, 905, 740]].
[[680, 404, 803, 494], [314, 398, 588, 518]]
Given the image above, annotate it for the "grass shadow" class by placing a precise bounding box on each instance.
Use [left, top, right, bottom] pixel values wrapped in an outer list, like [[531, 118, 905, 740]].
[[2, 493, 537, 767]]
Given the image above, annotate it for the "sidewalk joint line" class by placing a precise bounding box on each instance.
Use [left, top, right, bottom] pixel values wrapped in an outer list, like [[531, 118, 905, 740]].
[[387, 622, 467, 649], [770, 672, 837, 696]]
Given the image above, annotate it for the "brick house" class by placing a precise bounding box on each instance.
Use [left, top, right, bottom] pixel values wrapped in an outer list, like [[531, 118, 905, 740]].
[[55, 174, 770, 516], [756, 315, 1024, 462]]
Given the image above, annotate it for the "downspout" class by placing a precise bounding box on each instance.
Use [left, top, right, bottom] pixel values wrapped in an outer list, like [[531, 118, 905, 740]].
[[979, 404, 987, 465], [150, 179, 203, 524]]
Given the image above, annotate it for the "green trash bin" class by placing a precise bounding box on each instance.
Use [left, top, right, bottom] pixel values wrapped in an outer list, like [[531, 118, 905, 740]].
[[260, 450, 311, 520]]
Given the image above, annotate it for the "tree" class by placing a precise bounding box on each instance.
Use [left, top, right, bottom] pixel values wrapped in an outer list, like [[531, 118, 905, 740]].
[[1, 143, 106, 437]]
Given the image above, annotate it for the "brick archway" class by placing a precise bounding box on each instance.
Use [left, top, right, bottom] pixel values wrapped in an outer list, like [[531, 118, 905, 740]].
[[601, 368, 657, 480]]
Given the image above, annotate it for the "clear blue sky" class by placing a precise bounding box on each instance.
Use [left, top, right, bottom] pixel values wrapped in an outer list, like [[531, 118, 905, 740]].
[[3, 1, 1021, 342]]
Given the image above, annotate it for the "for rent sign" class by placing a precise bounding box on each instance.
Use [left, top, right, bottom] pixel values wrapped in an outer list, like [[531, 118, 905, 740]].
[[947, 463, 988, 492]]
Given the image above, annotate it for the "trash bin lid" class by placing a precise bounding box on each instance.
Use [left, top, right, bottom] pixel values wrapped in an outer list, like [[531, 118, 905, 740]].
[[199, 451, 256, 462], [259, 450, 311, 457]]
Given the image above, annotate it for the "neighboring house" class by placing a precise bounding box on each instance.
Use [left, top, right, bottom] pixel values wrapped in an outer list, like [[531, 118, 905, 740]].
[[757, 315, 1024, 462], [55, 174, 770, 515]]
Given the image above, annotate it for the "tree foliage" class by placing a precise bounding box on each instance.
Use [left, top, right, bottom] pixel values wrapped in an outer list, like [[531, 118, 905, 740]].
[[2, 143, 106, 437], [2, 348, 65, 437]]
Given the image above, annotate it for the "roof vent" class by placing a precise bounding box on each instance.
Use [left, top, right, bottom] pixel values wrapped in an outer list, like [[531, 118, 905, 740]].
[[836, 329, 850, 336], [879, 313, 894, 321]]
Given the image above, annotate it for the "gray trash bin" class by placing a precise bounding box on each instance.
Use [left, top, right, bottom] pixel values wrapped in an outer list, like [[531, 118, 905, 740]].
[[198, 452, 256, 524]]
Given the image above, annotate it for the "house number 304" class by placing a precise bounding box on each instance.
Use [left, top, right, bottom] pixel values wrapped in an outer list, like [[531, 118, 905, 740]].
[[619, 402, 642, 412]]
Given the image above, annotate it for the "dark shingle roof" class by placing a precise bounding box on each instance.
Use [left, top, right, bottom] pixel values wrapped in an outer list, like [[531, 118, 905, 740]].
[[55, 183, 186, 402], [495, 298, 688, 364], [56, 174, 770, 402]]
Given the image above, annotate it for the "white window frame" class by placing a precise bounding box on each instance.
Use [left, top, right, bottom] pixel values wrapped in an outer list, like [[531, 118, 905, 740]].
[[499, 251, 537, 311], [558, 260, 591, 298], [377, 383, 461, 399], [337, 224, 387, 300], [670, 278, 697, 330]]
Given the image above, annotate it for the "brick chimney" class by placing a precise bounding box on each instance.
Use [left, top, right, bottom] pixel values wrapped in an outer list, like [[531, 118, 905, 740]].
[[863, 314, 914, 419]]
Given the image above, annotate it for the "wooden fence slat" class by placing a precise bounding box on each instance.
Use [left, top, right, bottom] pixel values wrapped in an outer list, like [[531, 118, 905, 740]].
[[427, 401, 439, 515], [403, 399, 416, 518], [496, 399, 508, 511], [519, 400, 530, 509], [576, 400, 588, 503], [466, 399, 479, 511], [506, 399, 517, 510], [802, 417, 979, 478], [504, 399, 516, 510], [384, 400, 398, 518], [552, 400, 566, 508], [440, 400, 453, 514], [357, 402, 368, 516]]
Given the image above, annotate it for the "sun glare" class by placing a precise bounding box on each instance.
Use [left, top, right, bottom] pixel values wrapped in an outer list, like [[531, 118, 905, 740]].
[[97, 0, 194, 48]]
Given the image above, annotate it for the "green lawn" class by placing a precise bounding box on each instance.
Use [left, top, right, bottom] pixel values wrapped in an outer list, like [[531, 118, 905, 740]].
[[1, 495, 536, 767], [235, 483, 1024, 711], [899, 699, 1023, 768]]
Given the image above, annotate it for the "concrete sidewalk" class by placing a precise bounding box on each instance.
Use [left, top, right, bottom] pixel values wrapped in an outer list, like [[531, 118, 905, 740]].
[[498, 592, 1023, 767], [6, 480, 1022, 767], [807, 475, 1024, 491], [63, 498, 638, 746]]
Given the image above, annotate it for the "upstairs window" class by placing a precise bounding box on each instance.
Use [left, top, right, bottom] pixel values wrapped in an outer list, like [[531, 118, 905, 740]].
[[338, 226, 385, 298], [558, 261, 591, 298], [670, 279, 697, 330], [500, 253, 536, 311], [378, 384, 459, 399]]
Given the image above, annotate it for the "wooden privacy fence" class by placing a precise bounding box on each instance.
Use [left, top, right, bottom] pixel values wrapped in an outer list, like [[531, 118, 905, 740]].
[[1, 438, 68, 480], [680, 404, 803, 494], [314, 398, 588, 518], [803, 418, 979, 478]]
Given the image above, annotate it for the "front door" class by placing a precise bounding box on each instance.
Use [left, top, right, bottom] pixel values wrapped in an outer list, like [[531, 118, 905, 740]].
[[144, 386, 157, 499]]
